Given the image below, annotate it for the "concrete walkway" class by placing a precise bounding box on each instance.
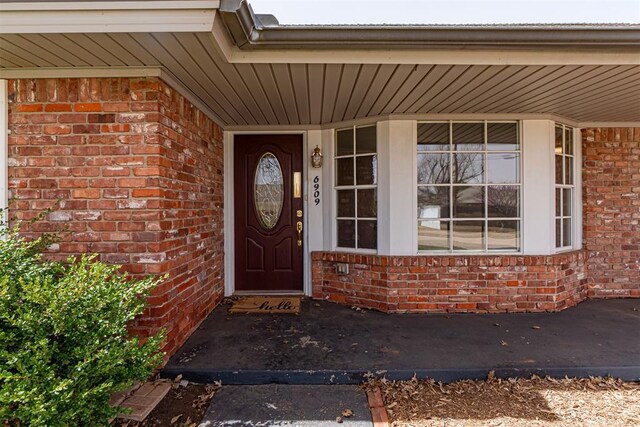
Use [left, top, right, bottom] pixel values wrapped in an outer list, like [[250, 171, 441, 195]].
[[163, 299, 640, 384], [198, 385, 373, 427]]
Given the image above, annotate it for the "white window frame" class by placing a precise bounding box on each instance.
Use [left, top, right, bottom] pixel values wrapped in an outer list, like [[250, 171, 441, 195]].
[[554, 123, 577, 252], [415, 120, 523, 254], [333, 124, 378, 253]]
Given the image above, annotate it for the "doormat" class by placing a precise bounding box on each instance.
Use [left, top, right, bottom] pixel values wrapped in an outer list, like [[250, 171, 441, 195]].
[[229, 296, 301, 314]]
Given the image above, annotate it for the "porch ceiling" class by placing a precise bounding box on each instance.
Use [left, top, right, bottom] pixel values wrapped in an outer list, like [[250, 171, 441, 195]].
[[1, 32, 639, 126]]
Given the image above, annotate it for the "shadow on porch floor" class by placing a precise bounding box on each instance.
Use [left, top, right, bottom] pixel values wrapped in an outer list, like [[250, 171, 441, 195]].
[[161, 298, 640, 384]]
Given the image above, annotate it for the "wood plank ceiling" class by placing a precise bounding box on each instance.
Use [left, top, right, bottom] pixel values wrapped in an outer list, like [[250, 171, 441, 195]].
[[1, 32, 639, 126]]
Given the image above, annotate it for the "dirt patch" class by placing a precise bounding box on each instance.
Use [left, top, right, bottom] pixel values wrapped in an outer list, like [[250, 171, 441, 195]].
[[115, 382, 219, 427], [367, 374, 640, 426]]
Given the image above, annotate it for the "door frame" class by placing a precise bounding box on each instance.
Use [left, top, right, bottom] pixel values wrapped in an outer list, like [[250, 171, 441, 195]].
[[224, 130, 311, 296]]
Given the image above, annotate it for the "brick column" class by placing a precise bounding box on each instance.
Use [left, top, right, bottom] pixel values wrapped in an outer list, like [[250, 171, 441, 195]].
[[7, 77, 224, 357], [583, 128, 640, 299]]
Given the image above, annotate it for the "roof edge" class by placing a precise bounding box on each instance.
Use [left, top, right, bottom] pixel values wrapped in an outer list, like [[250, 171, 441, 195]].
[[218, 0, 640, 49]]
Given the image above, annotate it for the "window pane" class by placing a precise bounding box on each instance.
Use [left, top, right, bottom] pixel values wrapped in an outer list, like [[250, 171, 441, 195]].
[[452, 122, 484, 150], [563, 218, 572, 246], [357, 220, 377, 249], [417, 186, 450, 219], [357, 189, 377, 218], [555, 188, 561, 217], [337, 219, 355, 248], [356, 155, 377, 185], [555, 126, 563, 154], [337, 190, 355, 217], [336, 157, 354, 186], [453, 186, 484, 218], [417, 122, 449, 151], [488, 220, 519, 251], [564, 157, 573, 185], [452, 153, 484, 184], [562, 188, 572, 216], [488, 186, 519, 218], [487, 122, 519, 151], [418, 220, 449, 251], [487, 153, 519, 184], [564, 128, 573, 155], [417, 153, 450, 184], [336, 128, 354, 156], [555, 155, 563, 184], [555, 218, 562, 247], [453, 221, 484, 250], [356, 125, 376, 154]]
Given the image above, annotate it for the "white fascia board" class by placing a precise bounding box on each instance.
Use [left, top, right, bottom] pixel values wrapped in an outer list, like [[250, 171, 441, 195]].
[[226, 47, 640, 66], [577, 122, 640, 128], [0, 2, 219, 11], [0, 67, 163, 79], [224, 113, 580, 132], [0, 3, 218, 33], [211, 11, 236, 65]]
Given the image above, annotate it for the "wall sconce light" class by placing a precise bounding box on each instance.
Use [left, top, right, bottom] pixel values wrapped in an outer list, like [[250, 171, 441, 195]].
[[311, 145, 323, 168]]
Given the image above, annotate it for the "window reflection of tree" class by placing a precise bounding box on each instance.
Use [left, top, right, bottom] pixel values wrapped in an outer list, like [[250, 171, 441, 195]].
[[488, 186, 519, 218], [417, 152, 484, 185], [453, 153, 483, 184]]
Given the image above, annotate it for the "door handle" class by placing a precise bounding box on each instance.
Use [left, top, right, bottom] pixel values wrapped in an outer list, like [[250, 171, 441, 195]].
[[296, 221, 303, 246]]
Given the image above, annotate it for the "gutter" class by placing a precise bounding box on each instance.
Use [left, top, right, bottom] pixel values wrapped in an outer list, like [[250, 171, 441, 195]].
[[219, 0, 640, 49]]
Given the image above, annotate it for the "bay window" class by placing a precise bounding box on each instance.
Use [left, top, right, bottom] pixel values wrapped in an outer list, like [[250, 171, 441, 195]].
[[328, 119, 579, 256]]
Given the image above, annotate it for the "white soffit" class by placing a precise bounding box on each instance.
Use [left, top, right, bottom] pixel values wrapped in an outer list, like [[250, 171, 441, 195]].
[[1, 32, 639, 126], [0, 2, 638, 126]]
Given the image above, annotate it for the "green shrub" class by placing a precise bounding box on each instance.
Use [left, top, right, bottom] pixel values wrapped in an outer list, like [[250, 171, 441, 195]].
[[0, 212, 165, 426]]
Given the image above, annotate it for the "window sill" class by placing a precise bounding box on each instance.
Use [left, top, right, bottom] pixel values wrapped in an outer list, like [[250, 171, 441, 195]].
[[417, 250, 523, 256], [334, 247, 377, 255]]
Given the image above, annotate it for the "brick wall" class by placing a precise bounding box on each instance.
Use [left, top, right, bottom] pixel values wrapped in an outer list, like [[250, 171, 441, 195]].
[[7, 80, 637, 338], [312, 251, 588, 313], [582, 128, 640, 298], [7, 77, 224, 357]]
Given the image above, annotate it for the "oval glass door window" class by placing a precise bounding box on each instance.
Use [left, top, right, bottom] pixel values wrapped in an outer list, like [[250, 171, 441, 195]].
[[254, 152, 284, 230]]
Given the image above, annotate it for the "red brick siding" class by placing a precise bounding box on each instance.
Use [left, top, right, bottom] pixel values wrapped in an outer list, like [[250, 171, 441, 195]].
[[7, 77, 224, 357], [312, 251, 588, 313], [137, 80, 224, 353], [582, 128, 640, 298]]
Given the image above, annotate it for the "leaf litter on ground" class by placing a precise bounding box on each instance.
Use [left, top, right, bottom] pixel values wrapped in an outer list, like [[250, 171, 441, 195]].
[[365, 373, 640, 426]]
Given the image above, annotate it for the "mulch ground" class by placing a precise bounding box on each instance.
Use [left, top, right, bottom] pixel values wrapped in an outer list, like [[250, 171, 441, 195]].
[[367, 374, 640, 426], [114, 381, 219, 427]]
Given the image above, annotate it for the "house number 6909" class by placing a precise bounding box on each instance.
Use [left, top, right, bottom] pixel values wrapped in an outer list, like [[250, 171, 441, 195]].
[[313, 176, 320, 206]]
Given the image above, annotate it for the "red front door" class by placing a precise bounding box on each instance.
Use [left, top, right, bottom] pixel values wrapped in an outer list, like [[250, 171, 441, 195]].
[[234, 134, 304, 292]]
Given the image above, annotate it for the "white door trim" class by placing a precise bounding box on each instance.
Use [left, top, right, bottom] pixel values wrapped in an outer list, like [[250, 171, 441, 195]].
[[223, 130, 311, 296]]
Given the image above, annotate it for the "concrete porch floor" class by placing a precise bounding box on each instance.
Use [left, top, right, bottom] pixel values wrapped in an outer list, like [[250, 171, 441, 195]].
[[162, 299, 640, 384]]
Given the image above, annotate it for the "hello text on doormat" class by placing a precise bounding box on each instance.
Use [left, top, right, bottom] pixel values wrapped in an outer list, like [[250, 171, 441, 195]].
[[229, 296, 301, 314]]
